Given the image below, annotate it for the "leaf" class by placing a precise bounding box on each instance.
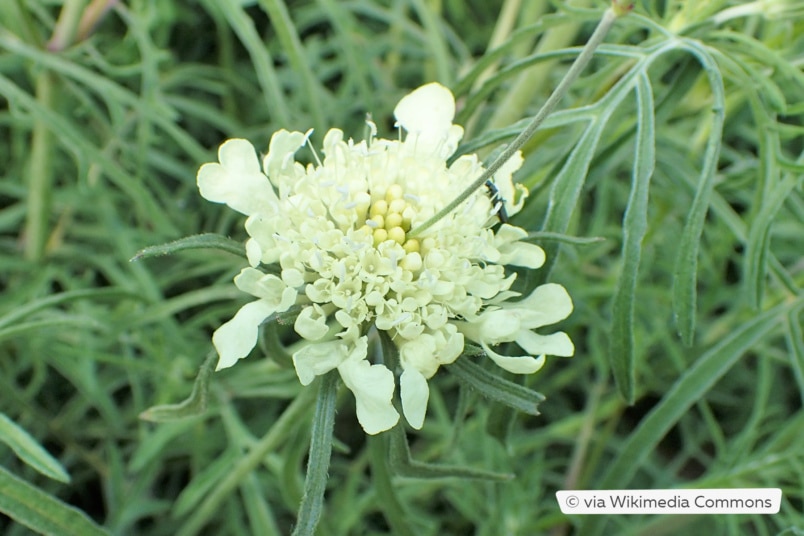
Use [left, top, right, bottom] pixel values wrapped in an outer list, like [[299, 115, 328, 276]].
[[0, 316, 104, 344], [201, 0, 290, 126], [786, 309, 804, 407], [671, 40, 726, 345], [176, 387, 317, 536], [0, 288, 133, 333], [0, 414, 70, 483], [447, 357, 545, 416], [744, 173, 801, 309], [240, 472, 282, 536], [0, 465, 109, 536], [609, 73, 655, 404], [580, 295, 802, 536], [139, 352, 216, 422], [130, 233, 246, 261], [129, 418, 207, 473], [173, 449, 239, 518], [525, 231, 605, 246], [387, 424, 513, 481]]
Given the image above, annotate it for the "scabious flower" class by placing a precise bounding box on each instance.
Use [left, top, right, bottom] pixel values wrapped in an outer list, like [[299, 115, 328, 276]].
[[197, 83, 574, 434]]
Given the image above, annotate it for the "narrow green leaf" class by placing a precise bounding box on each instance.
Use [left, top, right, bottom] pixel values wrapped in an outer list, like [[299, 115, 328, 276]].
[[525, 231, 605, 246], [786, 309, 804, 407], [539, 115, 606, 269], [387, 424, 513, 481], [447, 357, 545, 416], [408, 0, 452, 84], [173, 450, 239, 518], [0, 465, 108, 536], [671, 40, 726, 345], [609, 73, 655, 404], [240, 472, 282, 536], [0, 287, 133, 332], [139, 352, 216, 422], [744, 173, 801, 308], [204, 0, 290, 127], [130, 418, 206, 473], [130, 233, 246, 262], [0, 317, 104, 344], [0, 73, 177, 235], [581, 296, 802, 536], [176, 387, 316, 536], [0, 414, 70, 483], [258, 0, 325, 133], [777, 155, 804, 173]]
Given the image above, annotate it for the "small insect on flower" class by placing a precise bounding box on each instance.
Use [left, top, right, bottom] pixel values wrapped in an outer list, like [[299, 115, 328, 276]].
[[485, 179, 509, 224]]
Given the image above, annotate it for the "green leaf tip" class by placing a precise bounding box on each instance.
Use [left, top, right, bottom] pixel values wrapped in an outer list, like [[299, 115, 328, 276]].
[[139, 352, 216, 422], [0, 413, 71, 483], [387, 423, 514, 482], [130, 233, 247, 262]]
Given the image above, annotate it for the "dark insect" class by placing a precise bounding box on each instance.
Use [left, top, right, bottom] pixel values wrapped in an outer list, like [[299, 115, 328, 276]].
[[485, 180, 508, 224]]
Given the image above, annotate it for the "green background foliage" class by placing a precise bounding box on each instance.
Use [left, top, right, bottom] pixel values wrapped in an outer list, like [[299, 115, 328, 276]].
[[1, 0, 802, 534]]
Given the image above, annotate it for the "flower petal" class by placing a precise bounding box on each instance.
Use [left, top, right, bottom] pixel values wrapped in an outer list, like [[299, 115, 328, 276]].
[[498, 242, 545, 269], [434, 324, 464, 365], [400, 368, 429, 429], [234, 268, 297, 311], [262, 129, 309, 186], [292, 339, 348, 385], [516, 330, 575, 357], [197, 139, 278, 216], [337, 339, 399, 434], [213, 299, 278, 370], [515, 283, 573, 328], [493, 224, 546, 269], [394, 83, 455, 139], [398, 334, 439, 378], [245, 214, 282, 266], [394, 83, 462, 156], [479, 309, 521, 343], [482, 341, 546, 374], [294, 304, 330, 341]]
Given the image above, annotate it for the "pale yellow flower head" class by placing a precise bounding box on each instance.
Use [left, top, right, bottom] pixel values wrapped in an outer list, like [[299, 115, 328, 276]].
[[197, 83, 573, 434]]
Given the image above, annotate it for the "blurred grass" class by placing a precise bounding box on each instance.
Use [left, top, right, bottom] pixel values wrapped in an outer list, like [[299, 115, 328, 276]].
[[1, 0, 803, 534]]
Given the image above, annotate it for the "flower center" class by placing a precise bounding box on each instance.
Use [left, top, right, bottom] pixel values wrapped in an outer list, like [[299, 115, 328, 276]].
[[360, 184, 422, 254]]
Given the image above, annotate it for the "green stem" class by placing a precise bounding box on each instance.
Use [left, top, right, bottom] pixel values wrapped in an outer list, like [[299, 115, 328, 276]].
[[24, 70, 55, 262], [367, 434, 416, 536], [409, 6, 621, 239], [46, 0, 87, 51], [292, 371, 338, 536]]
